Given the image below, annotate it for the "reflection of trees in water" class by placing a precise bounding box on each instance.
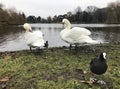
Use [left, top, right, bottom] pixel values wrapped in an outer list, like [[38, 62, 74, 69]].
[[89, 27, 120, 42], [0, 26, 23, 35], [102, 27, 120, 42], [0, 26, 24, 44]]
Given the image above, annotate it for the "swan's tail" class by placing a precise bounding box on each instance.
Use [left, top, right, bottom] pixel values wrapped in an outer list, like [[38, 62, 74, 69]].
[[88, 39, 109, 44], [87, 39, 100, 44]]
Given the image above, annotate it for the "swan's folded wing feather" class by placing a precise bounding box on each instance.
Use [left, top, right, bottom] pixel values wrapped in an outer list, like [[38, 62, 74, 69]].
[[24, 31, 44, 47], [72, 27, 91, 35], [64, 27, 91, 41], [63, 28, 97, 44]]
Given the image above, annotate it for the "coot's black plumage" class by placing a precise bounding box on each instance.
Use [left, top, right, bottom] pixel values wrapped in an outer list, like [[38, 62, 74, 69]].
[[90, 52, 108, 75]]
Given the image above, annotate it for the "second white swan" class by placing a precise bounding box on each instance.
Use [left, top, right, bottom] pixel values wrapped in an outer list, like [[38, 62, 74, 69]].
[[60, 18, 98, 48]]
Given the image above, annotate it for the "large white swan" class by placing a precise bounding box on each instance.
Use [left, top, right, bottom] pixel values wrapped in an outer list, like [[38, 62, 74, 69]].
[[23, 23, 48, 51], [60, 18, 98, 48]]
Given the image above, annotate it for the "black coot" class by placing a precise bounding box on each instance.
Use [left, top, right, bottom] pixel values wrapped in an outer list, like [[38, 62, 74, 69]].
[[90, 52, 108, 75]]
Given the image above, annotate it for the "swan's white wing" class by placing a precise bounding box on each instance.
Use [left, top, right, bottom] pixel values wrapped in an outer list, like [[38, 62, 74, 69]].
[[32, 31, 44, 47], [24, 32, 34, 46], [32, 39, 44, 47], [32, 30, 43, 38], [72, 27, 91, 35], [24, 30, 44, 47], [62, 28, 97, 44]]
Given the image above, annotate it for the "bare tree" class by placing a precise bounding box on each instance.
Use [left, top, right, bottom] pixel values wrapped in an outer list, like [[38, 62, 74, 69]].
[[74, 6, 82, 14], [85, 6, 98, 13], [106, 0, 120, 23], [0, 3, 4, 9]]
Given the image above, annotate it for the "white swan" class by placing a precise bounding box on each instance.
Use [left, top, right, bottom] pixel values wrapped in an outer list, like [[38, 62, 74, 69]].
[[23, 23, 47, 51], [60, 19, 98, 48]]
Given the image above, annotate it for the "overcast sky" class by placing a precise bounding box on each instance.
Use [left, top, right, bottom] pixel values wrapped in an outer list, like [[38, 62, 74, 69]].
[[1, 0, 118, 18]]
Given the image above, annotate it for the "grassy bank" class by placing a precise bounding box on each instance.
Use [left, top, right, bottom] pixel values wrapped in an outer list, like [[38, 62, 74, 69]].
[[0, 43, 120, 89]]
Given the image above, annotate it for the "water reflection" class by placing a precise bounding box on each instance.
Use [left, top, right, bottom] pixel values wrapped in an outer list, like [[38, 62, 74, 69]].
[[90, 27, 120, 42], [0, 24, 120, 51], [0, 26, 27, 51]]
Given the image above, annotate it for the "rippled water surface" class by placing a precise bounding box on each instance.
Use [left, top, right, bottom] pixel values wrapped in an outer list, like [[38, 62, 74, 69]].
[[0, 23, 120, 51]]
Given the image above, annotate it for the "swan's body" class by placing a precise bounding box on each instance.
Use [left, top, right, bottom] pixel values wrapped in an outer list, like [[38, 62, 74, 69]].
[[60, 19, 98, 46], [23, 23, 45, 51], [24, 30, 44, 47]]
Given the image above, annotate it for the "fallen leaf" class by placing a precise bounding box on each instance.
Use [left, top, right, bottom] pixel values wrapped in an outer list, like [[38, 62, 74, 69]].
[[80, 80, 94, 86], [0, 77, 9, 82], [83, 70, 87, 74]]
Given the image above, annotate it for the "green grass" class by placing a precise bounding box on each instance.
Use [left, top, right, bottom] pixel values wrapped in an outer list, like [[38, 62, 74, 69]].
[[0, 43, 120, 89]]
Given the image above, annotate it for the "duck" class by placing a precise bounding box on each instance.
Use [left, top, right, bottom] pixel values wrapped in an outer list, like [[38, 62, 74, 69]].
[[90, 52, 108, 75], [23, 23, 48, 52], [60, 18, 98, 49]]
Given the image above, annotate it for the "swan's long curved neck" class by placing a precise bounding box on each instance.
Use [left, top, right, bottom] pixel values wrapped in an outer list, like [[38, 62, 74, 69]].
[[65, 21, 71, 29]]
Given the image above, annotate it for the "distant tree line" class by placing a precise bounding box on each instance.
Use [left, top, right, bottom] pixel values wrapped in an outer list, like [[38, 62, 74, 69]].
[[0, 1, 120, 25], [26, 1, 120, 24], [0, 4, 26, 25]]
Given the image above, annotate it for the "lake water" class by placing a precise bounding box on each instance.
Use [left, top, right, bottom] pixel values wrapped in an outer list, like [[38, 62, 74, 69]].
[[0, 23, 120, 52]]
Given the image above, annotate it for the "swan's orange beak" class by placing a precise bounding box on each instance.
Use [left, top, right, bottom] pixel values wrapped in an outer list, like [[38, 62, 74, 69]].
[[29, 29, 32, 32], [61, 22, 64, 28], [61, 22, 64, 25]]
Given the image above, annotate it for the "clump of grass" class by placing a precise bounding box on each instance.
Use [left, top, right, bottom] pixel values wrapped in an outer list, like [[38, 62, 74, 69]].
[[0, 43, 120, 89]]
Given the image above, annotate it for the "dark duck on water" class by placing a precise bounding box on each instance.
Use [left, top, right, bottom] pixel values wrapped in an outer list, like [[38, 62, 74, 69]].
[[90, 52, 108, 75]]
